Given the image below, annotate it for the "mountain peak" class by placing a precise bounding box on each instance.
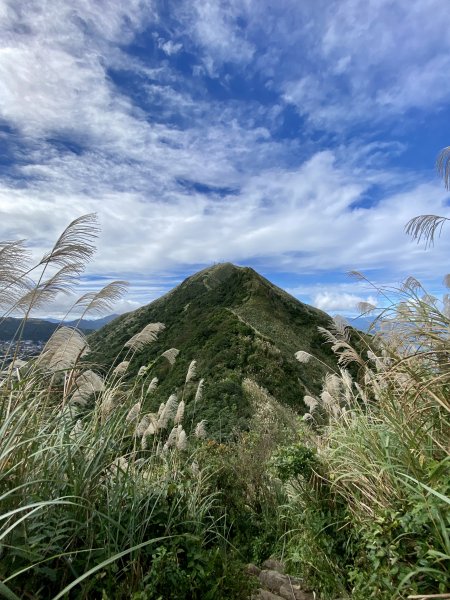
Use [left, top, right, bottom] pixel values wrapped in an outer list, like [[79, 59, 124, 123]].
[[186, 262, 245, 290], [89, 264, 337, 439]]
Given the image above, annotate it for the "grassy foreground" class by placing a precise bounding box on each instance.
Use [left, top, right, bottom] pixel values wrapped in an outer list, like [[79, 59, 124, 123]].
[[0, 215, 449, 599]]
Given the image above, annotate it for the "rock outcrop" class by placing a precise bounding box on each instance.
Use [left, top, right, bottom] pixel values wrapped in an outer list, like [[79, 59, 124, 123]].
[[247, 559, 316, 600]]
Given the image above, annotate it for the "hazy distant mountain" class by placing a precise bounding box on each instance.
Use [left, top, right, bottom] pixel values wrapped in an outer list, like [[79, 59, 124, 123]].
[[0, 314, 120, 342], [89, 263, 340, 438], [47, 314, 120, 330], [346, 316, 378, 332]]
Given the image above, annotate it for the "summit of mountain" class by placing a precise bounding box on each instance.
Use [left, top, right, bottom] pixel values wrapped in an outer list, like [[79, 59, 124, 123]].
[[89, 263, 338, 438]]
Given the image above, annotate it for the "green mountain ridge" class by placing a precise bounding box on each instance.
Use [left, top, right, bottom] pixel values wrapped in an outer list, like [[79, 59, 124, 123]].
[[89, 263, 338, 438], [0, 314, 119, 342]]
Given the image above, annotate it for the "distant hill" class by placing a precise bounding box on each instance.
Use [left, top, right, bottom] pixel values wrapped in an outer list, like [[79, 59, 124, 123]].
[[48, 314, 120, 331], [0, 314, 119, 342], [89, 263, 339, 439]]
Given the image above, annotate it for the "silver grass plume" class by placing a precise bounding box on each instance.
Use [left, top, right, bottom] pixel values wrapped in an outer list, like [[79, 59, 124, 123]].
[[357, 301, 376, 314], [194, 420, 207, 439], [37, 327, 88, 371], [161, 347, 179, 365], [125, 322, 165, 351], [70, 419, 83, 440], [71, 370, 104, 405], [166, 426, 179, 448], [39, 213, 99, 269], [157, 401, 165, 416], [113, 361, 129, 375], [437, 146, 450, 189], [304, 395, 318, 413], [320, 390, 336, 409], [147, 377, 158, 394], [302, 413, 313, 422], [0, 239, 32, 310], [141, 414, 159, 449], [333, 315, 350, 340], [16, 263, 84, 312], [176, 428, 187, 451], [174, 400, 185, 425], [157, 394, 178, 430], [324, 373, 342, 398], [74, 280, 128, 316], [126, 401, 141, 423], [405, 214, 450, 248], [401, 276, 422, 292], [295, 350, 312, 364], [138, 365, 148, 377], [136, 415, 151, 437], [100, 388, 120, 422], [367, 350, 385, 372], [185, 359, 197, 383], [194, 379, 204, 403]]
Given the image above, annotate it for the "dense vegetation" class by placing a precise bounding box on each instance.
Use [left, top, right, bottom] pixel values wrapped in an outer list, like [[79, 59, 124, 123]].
[[1, 214, 448, 599], [88, 262, 337, 439]]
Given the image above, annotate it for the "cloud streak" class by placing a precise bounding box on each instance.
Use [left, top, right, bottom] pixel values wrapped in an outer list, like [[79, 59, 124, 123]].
[[1, 0, 450, 316]]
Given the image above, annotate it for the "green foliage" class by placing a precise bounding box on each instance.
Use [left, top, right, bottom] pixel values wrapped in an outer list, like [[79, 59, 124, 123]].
[[88, 263, 337, 438], [281, 281, 450, 599], [271, 443, 319, 482]]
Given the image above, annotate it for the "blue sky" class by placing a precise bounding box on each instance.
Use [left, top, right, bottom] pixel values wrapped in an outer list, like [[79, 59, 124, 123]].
[[1, 0, 450, 317]]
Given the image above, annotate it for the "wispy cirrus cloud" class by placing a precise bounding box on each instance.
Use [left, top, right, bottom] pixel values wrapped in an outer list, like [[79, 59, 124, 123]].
[[0, 0, 449, 317]]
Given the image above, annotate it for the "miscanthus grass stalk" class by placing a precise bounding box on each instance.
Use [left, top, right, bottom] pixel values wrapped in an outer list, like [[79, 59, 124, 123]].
[[290, 276, 450, 599], [0, 217, 228, 600]]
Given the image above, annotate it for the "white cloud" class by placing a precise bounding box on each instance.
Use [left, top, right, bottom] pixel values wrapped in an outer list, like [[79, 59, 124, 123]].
[[174, 0, 450, 127], [1, 0, 450, 316], [158, 38, 183, 56], [313, 292, 378, 313]]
